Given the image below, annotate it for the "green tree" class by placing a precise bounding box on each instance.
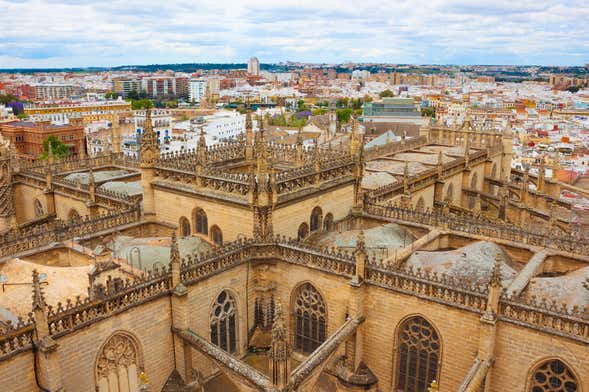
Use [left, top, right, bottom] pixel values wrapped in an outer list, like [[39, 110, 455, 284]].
[[127, 90, 140, 100], [566, 86, 580, 93], [0, 94, 19, 105], [336, 108, 353, 123], [39, 135, 71, 160], [421, 107, 436, 118], [127, 99, 154, 110], [379, 89, 395, 98]]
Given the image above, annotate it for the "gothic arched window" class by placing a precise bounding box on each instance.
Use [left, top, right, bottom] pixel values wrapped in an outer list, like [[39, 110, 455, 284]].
[[529, 359, 578, 392], [34, 199, 44, 217], [293, 283, 326, 354], [396, 316, 441, 392], [194, 208, 208, 235], [210, 225, 223, 245], [96, 333, 140, 392], [210, 290, 237, 354], [297, 223, 309, 240], [179, 216, 191, 237], [310, 206, 322, 232]]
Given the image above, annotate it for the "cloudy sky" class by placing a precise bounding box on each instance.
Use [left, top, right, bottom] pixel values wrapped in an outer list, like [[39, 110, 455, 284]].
[[0, 0, 587, 68]]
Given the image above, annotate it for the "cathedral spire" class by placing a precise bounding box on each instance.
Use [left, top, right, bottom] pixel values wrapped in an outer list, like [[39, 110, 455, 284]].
[[140, 108, 159, 168], [269, 300, 290, 388], [245, 111, 254, 161]]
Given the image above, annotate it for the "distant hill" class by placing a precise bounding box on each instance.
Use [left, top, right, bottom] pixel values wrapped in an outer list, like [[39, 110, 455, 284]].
[[0, 63, 290, 74]]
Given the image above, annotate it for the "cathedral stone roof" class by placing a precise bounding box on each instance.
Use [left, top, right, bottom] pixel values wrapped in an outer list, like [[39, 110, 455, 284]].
[[0, 258, 92, 318], [405, 241, 518, 286], [523, 266, 589, 311]]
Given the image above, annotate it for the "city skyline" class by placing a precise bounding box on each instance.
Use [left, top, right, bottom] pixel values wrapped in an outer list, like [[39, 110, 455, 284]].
[[1, 0, 588, 69]]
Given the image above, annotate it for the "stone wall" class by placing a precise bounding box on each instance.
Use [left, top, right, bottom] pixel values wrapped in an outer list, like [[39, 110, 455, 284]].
[[0, 351, 37, 392], [56, 296, 174, 391], [153, 187, 252, 242], [273, 184, 354, 238]]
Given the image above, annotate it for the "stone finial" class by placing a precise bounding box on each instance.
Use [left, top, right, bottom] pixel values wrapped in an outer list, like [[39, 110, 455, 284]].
[[490, 252, 502, 288], [88, 167, 96, 202], [46, 139, 55, 164], [403, 160, 410, 195], [140, 108, 159, 168], [271, 301, 287, 343], [246, 111, 253, 130], [269, 300, 290, 388], [505, 119, 513, 136], [32, 269, 46, 311], [356, 230, 366, 255], [170, 230, 180, 262], [171, 231, 186, 295]]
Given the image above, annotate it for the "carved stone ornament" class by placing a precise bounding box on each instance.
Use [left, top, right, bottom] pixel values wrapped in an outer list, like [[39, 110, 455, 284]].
[[96, 334, 138, 378]]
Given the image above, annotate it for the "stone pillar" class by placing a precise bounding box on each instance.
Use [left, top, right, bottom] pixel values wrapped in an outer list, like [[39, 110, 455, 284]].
[[31, 270, 64, 391], [169, 232, 192, 384], [477, 254, 502, 391], [86, 167, 99, 218]]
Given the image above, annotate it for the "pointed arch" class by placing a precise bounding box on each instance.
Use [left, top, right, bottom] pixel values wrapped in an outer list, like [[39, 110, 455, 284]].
[[444, 183, 454, 202], [33, 198, 45, 217], [527, 357, 580, 392], [179, 216, 191, 237], [210, 289, 238, 354], [310, 206, 323, 232], [323, 213, 334, 231], [68, 208, 81, 222], [297, 222, 309, 240], [193, 208, 208, 235], [416, 197, 425, 211], [210, 225, 223, 245], [95, 331, 142, 392], [291, 282, 327, 354], [394, 315, 442, 392], [470, 172, 479, 190]]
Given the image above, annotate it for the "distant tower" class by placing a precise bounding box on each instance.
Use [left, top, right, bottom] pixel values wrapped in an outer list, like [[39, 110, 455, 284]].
[[140, 108, 159, 216], [248, 57, 260, 76], [328, 100, 337, 137]]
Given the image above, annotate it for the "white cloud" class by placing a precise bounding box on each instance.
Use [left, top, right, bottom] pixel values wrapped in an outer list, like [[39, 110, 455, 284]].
[[0, 0, 587, 67]]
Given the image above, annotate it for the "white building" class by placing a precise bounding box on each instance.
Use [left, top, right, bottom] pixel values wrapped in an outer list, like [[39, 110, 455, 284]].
[[194, 111, 246, 142], [248, 57, 260, 76], [189, 79, 207, 104], [351, 70, 371, 80]]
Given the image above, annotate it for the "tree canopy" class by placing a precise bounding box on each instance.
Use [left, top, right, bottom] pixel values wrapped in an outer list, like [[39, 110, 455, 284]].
[[40, 135, 71, 160], [379, 89, 395, 98]]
